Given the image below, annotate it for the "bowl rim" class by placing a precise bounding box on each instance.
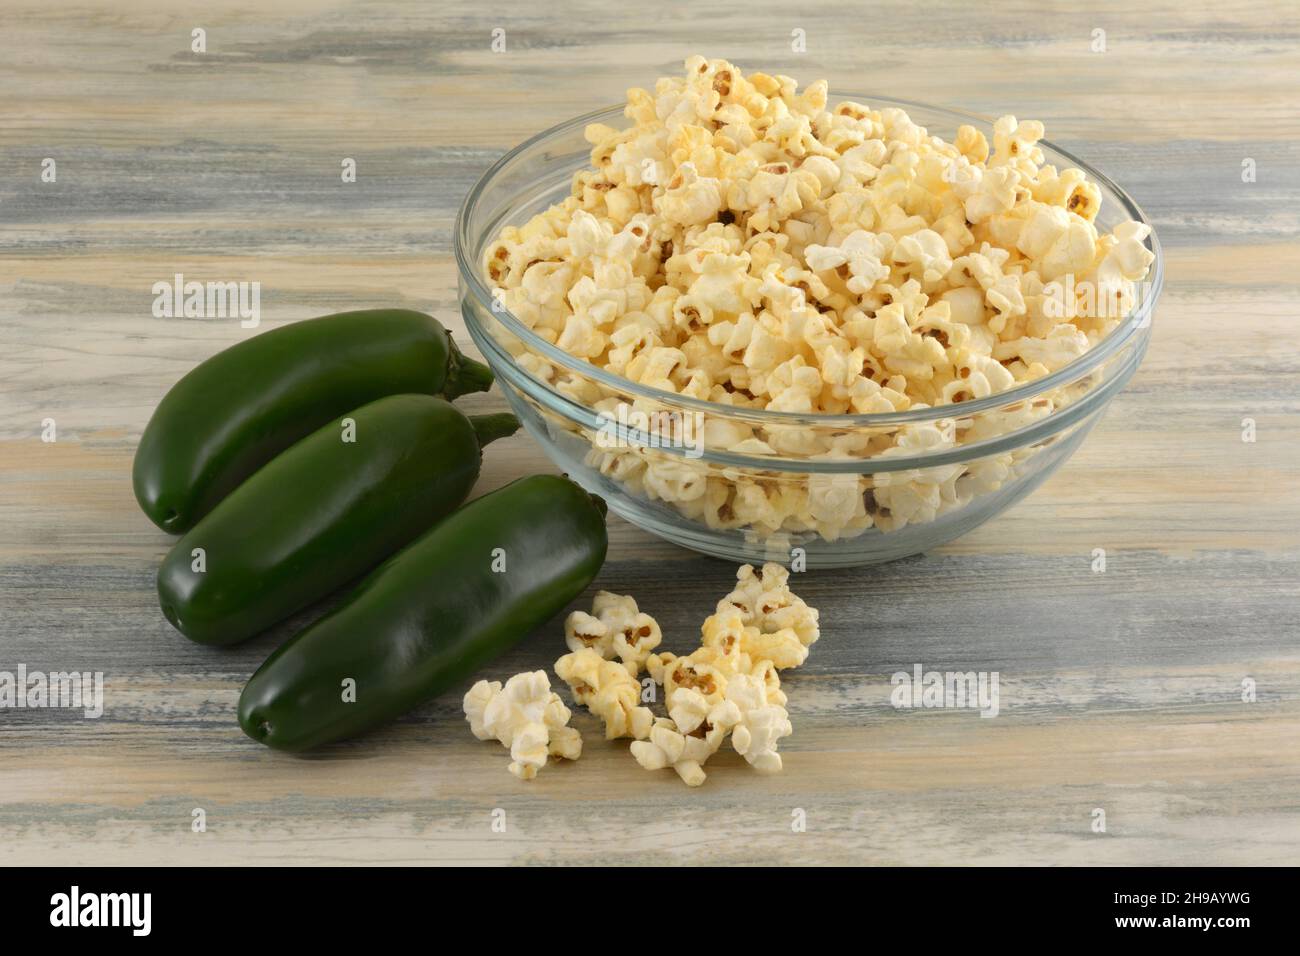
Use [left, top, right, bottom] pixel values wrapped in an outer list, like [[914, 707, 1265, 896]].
[[454, 92, 1164, 428]]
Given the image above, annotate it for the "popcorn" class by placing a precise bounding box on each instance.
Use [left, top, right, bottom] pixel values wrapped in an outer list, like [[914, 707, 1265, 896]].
[[563, 590, 664, 675], [954, 124, 989, 163], [657, 162, 725, 226], [630, 715, 734, 787], [563, 610, 612, 657], [464, 671, 583, 781], [719, 562, 820, 651], [484, 58, 1156, 547], [688, 251, 758, 315], [994, 323, 1091, 371], [1037, 217, 1099, 282], [634, 564, 816, 785], [991, 115, 1046, 175], [700, 602, 808, 671], [723, 672, 792, 772], [554, 646, 655, 740], [953, 244, 1026, 331], [1098, 220, 1156, 285], [804, 230, 893, 294], [958, 164, 1020, 224], [893, 228, 953, 288]]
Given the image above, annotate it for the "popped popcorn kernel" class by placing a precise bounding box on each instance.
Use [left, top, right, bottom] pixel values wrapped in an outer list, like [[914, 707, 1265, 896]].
[[463, 671, 583, 781], [630, 714, 736, 787], [720, 562, 820, 651], [564, 590, 663, 676], [633, 563, 818, 785], [554, 646, 655, 740], [724, 672, 792, 772]]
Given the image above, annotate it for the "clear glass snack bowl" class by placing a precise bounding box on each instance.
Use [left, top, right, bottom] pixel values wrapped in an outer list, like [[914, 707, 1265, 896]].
[[455, 95, 1163, 568]]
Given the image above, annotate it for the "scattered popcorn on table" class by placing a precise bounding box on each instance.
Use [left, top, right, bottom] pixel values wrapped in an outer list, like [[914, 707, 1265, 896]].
[[701, 604, 808, 671], [723, 672, 792, 773], [554, 646, 655, 740], [630, 714, 735, 787], [630, 668, 792, 784], [718, 562, 820, 657], [563, 610, 611, 657], [463, 671, 583, 781], [563, 590, 663, 675], [483, 57, 1157, 546], [639, 563, 815, 785], [465, 564, 817, 787]]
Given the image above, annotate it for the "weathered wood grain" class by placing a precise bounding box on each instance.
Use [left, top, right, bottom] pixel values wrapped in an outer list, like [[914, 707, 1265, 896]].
[[2, 0, 1299, 865]]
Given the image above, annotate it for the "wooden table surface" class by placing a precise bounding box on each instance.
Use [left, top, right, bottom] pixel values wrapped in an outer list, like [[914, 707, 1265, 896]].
[[3, 0, 1298, 866]]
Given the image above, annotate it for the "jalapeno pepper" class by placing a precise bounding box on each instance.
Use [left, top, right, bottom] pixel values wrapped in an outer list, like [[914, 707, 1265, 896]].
[[133, 309, 493, 533], [157, 394, 518, 647], [237, 474, 608, 752]]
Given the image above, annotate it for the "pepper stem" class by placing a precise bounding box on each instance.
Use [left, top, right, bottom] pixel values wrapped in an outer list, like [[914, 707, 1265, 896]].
[[470, 413, 521, 448], [442, 338, 494, 399]]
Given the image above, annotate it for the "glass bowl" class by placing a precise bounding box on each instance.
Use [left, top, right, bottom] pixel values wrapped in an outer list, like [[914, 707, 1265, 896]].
[[455, 95, 1163, 568]]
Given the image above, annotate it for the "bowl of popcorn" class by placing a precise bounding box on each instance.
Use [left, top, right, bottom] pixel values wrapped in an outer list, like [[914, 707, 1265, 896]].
[[456, 57, 1162, 567]]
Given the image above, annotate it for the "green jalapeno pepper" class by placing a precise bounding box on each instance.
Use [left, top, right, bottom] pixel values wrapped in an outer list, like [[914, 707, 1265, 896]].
[[237, 474, 608, 752], [157, 394, 518, 647], [133, 309, 493, 533]]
